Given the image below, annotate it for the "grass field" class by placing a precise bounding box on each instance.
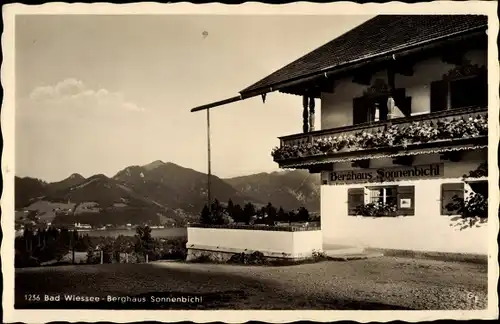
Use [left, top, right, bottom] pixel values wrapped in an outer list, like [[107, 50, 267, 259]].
[[15, 256, 487, 310]]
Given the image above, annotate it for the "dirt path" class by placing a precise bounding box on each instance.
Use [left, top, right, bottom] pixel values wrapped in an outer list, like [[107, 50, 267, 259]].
[[15, 256, 487, 310]]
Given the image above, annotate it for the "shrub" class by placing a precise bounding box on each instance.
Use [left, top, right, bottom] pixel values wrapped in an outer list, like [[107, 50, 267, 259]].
[[86, 249, 100, 264], [191, 254, 212, 263], [355, 202, 398, 217], [311, 250, 328, 261], [446, 191, 488, 228], [103, 251, 113, 264], [15, 254, 41, 268]]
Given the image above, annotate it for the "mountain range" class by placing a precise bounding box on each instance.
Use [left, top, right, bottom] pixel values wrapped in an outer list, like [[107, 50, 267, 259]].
[[15, 161, 320, 227]]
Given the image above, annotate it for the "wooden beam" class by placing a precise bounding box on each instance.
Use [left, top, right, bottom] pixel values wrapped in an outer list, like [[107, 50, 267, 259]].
[[394, 62, 414, 76], [442, 49, 466, 66], [440, 151, 464, 162], [351, 159, 370, 169], [392, 155, 414, 166], [308, 163, 334, 174], [352, 72, 373, 86], [304, 79, 336, 96], [319, 79, 336, 93], [308, 168, 323, 174], [191, 95, 243, 112], [387, 68, 396, 90]]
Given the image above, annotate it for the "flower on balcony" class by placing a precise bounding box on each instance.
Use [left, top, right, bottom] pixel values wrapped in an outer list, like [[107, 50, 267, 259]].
[[463, 162, 488, 178], [355, 201, 398, 217], [271, 113, 488, 161]]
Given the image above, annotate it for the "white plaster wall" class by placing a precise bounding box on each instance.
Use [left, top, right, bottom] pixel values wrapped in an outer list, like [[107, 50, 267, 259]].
[[292, 230, 324, 256], [320, 49, 487, 129], [187, 227, 323, 258], [320, 150, 488, 255]]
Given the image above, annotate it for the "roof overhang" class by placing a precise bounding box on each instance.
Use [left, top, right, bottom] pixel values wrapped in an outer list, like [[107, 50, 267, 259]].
[[190, 27, 486, 113]]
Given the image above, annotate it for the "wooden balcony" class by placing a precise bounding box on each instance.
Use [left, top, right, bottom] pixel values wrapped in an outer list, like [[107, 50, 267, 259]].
[[273, 106, 488, 171]]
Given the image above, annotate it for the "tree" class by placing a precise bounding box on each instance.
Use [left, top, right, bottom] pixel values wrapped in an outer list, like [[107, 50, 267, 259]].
[[200, 204, 211, 224], [232, 204, 243, 223], [75, 233, 93, 252], [70, 229, 78, 264], [243, 202, 256, 225], [114, 235, 133, 254], [227, 199, 235, 217], [135, 226, 154, 260], [86, 248, 98, 264], [210, 199, 224, 225], [277, 206, 287, 222], [297, 207, 310, 222], [265, 202, 277, 226], [23, 228, 34, 254], [53, 237, 70, 262]]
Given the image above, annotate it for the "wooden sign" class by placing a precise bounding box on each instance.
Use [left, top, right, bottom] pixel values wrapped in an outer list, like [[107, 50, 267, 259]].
[[327, 163, 443, 184]]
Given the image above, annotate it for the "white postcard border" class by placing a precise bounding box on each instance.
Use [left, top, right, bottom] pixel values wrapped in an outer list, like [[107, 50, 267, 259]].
[[2, 1, 498, 322]]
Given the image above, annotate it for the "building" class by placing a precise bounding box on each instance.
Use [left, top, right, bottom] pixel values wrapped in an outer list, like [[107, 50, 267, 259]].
[[74, 222, 92, 230], [192, 15, 489, 255]]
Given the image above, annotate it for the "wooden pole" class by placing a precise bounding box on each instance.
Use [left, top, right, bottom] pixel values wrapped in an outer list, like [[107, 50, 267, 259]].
[[302, 96, 309, 133], [71, 205, 80, 264], [207, 108, 212, 213], [309, 97, 315, 132], [71, 231, 75, 264], [100, 250, 103, 264]]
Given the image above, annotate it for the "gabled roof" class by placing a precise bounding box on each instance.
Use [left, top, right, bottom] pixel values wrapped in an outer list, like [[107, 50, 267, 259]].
[[240, 15, 488, 95]]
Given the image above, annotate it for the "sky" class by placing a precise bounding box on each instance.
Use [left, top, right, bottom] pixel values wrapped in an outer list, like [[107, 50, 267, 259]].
[[15, 14, 372, 182]]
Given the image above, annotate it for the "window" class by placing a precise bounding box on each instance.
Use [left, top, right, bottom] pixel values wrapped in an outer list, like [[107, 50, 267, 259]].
[[441, 182, 464, 215], [353, 96, 387, 125], [431, 74, 487, 112], [368, 186, 397, 205], [347, 188, 364, 216], [348, 185, 415, 216], [353, 89, 411, 125], [450, 76, 488, 109]]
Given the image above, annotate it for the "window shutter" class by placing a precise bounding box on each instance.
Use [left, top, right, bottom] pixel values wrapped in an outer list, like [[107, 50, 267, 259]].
[[397, 185, 415, 216], [400, 97, 412, 117], [347, 188, 365, 216], [441, 183, 464, 215], [430, 80, 448, 112], [352, 97, 368, 125], [393, 88, 405, 105]]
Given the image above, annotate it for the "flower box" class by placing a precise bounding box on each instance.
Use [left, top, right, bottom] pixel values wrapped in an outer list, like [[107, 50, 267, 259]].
[[272, 108, 487, 163]]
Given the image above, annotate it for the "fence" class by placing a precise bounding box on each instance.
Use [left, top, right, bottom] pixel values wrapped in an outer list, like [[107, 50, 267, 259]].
[[85, 250, 150, 264]]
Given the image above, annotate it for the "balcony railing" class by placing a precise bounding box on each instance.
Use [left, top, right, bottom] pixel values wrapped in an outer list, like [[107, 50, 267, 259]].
[[272, 106, 488, 168]]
